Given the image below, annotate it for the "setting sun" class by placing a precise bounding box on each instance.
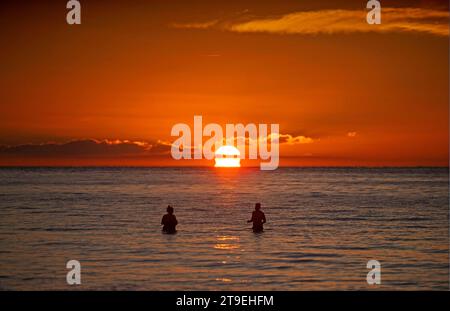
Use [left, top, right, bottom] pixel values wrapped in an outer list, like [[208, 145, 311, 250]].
[[214, 145, 241, 168]]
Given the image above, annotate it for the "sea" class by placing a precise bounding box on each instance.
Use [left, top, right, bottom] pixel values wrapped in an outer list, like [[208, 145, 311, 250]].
[[0, 167, 448, 290]]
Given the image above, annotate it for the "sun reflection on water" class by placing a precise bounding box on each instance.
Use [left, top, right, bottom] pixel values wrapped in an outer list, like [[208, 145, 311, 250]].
[[214, 235, 240, 250]]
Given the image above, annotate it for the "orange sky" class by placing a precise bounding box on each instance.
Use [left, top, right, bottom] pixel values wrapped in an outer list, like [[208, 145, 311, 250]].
[[0, 0, 448, 166]]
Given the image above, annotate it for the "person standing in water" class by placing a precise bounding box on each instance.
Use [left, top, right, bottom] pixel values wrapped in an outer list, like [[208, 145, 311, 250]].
[[161, 205, 178, 234], [247, 203, 266, 233]]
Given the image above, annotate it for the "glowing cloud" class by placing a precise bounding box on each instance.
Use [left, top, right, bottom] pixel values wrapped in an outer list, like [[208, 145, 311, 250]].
[[173, 8, 449, 37]]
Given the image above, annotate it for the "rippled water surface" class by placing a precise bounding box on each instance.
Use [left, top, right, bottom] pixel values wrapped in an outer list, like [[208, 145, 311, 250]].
[[0, 167, 448, 290]]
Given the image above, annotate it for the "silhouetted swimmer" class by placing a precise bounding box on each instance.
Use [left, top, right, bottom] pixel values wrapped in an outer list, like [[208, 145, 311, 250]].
[[161, 205, 178, 234], [247, 203, 266, 233]]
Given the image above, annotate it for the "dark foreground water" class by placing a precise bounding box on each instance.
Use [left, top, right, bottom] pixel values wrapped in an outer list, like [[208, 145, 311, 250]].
[[0, 167, 448, 290]]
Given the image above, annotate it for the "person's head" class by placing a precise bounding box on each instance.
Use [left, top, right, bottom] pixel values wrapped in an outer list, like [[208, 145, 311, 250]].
[[255, 203, 261, 211], [167, 205, 174, 214]]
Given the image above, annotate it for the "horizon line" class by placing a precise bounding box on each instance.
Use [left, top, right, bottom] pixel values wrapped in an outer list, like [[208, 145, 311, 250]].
[[0, 165, 448, 169]]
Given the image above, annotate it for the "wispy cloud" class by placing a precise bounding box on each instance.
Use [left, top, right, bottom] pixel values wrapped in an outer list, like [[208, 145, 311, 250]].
[[222, 133, 316, 146], [170, 19, 219, 30], [275, 134, 315, 144], [172, 8, 449, 37]]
